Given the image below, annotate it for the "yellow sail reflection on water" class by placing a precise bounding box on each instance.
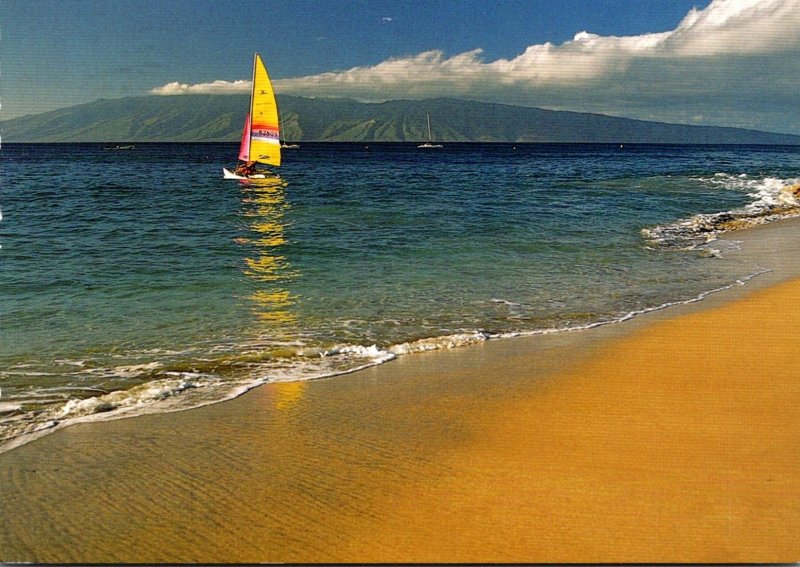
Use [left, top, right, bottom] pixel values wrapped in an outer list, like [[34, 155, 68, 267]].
[[249, 290, 295, 325], [239, 178, 298, 328], [273, 381, 307, 412], [237, 177, 308, 413]]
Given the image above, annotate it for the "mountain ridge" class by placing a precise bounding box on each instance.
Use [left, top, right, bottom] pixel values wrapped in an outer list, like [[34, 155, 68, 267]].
[[3, 95, 799, 145]]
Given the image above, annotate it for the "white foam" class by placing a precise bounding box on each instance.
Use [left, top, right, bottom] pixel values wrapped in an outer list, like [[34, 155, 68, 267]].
[[113, 361, 163, 376], [0, 255, 779, 456], [493, 267, 770, 340], [643, 177, 800, 249], [389, 331, 489, 355], [0, 403, 22, 414], [322, 344, 395, 361], [53, 359, 88, 367]]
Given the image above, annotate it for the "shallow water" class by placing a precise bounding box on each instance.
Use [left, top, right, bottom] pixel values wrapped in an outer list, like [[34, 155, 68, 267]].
[[2, 142, 798, 445]]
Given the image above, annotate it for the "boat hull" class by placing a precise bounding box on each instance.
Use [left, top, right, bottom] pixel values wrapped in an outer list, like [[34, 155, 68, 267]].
[[223, 168, 279, 180]]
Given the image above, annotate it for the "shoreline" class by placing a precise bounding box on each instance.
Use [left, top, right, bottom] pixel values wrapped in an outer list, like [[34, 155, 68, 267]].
[[1, 217, 798, 562], [1, 215, 796, 456], [0, 266, 771, 457]]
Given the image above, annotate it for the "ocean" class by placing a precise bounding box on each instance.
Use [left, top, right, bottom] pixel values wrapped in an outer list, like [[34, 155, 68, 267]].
[[2, 142, 799, 448]]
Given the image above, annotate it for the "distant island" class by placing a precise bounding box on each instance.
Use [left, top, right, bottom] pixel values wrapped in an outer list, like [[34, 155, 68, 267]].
[[3, 95, 800, 145]]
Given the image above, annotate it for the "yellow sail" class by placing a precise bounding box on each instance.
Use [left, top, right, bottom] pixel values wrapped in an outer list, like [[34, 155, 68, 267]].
[[248, 53, 281, 167]]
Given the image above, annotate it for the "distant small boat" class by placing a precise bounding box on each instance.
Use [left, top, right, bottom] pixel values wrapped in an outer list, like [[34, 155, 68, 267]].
[[104, 144, 135, 150], [280, 117, 299, 149], [224, 53, 281, 180], [418, 113, 443, 149]]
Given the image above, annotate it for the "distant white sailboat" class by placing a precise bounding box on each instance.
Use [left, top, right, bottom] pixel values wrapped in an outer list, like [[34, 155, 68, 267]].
[[418, 113, 443, 148], [280, 116, 299, 149]]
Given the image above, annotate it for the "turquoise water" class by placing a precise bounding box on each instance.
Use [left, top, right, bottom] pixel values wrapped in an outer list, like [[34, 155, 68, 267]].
[[2, 142, 799, 445]]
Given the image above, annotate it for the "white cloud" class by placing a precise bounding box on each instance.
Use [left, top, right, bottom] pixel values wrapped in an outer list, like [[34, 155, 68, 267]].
[[150, 80, 250, 95], [272, 0, 799, 96], [148, 0, 800, 133], [665, 0, 800, 55]]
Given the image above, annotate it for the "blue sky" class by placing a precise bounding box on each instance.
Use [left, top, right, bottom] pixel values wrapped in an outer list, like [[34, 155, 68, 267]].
[[3, 0, 800, 133]]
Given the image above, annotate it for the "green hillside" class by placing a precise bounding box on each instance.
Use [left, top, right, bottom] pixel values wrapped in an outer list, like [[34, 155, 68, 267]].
[[3, 95, 799, 145]]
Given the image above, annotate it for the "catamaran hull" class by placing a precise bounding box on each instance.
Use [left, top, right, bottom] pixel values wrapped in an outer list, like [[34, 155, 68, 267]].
[[223, 168, 279, 180], [223, 168, 246, 179]]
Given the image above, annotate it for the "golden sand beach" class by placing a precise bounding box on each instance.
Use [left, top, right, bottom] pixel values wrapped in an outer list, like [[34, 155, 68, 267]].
[[1, 220, 798, 563]]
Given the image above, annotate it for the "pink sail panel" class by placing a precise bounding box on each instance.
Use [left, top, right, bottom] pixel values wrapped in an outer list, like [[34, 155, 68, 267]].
[[238, 113, 251, 162]]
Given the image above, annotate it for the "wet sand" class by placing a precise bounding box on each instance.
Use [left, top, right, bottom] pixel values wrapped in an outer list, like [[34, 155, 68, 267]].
[[1, 219, 799, 563]]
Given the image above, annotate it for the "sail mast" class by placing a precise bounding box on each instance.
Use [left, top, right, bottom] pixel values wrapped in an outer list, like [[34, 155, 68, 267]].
[[427, 113, 433, 142]]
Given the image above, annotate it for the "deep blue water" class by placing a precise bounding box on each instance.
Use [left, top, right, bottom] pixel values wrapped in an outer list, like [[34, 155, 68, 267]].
[[2, 142, 799, 444]]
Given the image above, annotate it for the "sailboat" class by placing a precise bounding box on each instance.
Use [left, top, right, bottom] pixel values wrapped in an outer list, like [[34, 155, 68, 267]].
[[418, 113, 443, 149], [280, 117, 300, 149], [224, 53, 282, 179]]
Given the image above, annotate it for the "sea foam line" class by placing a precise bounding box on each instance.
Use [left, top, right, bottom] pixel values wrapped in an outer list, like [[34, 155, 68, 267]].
[[643, 178, 800, 249], [493, 267, 770, 340], [0, 262, 773, 457], [2, 176, 793, 454]]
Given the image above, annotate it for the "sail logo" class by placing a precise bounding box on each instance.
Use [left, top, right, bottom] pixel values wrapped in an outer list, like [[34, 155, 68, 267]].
[[252, 126, 280, 143]]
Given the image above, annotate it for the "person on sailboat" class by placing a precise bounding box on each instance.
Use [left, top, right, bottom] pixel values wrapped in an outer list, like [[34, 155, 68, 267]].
[[235, 160, 257, 177]]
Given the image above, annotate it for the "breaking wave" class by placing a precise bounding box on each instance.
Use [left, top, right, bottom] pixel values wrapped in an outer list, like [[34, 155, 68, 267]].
[[0, 262, 771, 455], [3, 174, 797, 454], [643, 176, 800, 249], [0, 334, 491, 452]]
